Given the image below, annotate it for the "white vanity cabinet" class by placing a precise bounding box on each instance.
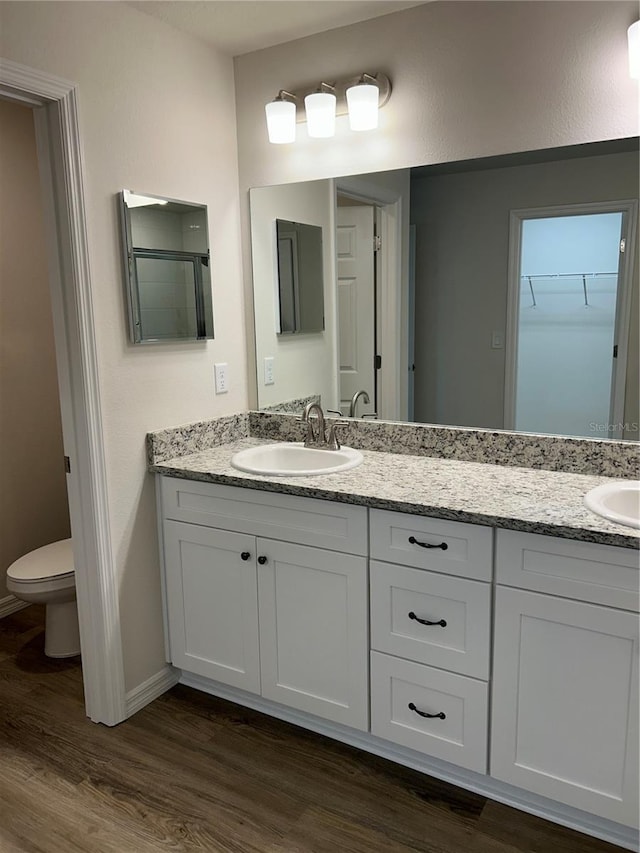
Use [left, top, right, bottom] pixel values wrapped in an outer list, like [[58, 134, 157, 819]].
[[368, 510, 493, 773], [157, 474, 640, 847], [160, 478, 369, 730], [491, 530, 640, 828]]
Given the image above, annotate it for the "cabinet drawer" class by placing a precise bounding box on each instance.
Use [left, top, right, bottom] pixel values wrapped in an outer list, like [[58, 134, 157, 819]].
[[160, 477, 367, 555], [370, 509, 492, 581], [370, 651, 488, 773], [370, 561, 491, 679], [496, 529, 639, 611]]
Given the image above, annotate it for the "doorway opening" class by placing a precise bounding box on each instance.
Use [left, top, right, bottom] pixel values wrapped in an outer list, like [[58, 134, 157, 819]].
[[0, 60, 125, 724], [335, 195, 379, 418], [505, 201, 637, 439], [0, 99, 72, 623], [334, 181, 405, 422]]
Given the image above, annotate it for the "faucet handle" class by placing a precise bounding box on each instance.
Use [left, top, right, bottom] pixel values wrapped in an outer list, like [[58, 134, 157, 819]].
[[326, 420, 350, 450], [297, 414, 316, 446]]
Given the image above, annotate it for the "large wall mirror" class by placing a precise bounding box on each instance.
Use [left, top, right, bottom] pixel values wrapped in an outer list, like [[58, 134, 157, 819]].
[[249, 138, 639, 441], [120, 189, 214, 344]]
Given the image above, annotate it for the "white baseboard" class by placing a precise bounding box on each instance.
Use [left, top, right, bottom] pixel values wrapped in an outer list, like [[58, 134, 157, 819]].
[[125, 664, 180, 718], [0, 595, 30, 619], [181, 672, 639, 853]]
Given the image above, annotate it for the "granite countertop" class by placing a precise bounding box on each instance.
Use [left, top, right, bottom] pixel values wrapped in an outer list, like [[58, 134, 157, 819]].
[[150, 437, 640, 549]]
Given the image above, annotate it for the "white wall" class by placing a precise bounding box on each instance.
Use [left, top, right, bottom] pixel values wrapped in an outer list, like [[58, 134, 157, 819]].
[[250, 180, 338, 409], [235, 2, 637, 185], [234, 0, 639, 407], [0, 2, 246, 692]]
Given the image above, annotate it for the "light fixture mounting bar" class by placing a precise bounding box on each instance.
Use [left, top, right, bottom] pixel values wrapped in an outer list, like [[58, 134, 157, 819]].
[[282, 72, 390, 124]]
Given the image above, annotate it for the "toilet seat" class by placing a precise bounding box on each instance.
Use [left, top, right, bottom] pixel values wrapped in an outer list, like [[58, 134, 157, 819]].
[[6, 538, 74, 584]]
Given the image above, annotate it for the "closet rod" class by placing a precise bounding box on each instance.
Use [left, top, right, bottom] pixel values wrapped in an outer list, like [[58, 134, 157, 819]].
[[521, 272, 617, 308], [519, 271, 617, 279]]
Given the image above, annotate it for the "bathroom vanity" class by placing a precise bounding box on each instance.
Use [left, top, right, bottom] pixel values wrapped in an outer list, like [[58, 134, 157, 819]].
[[150, 425, 639, 850]]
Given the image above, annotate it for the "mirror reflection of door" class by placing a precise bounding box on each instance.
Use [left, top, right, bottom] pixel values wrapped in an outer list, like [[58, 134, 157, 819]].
[[506, 204, 634, 439], [336, 202, 376, 417]]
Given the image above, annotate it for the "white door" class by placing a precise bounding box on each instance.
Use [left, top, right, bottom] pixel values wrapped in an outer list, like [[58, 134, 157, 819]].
[[257, 539, 369, 730], [336, 205, 376, 416], [163, 521, 260, 694], [491, 586, 639, 828]]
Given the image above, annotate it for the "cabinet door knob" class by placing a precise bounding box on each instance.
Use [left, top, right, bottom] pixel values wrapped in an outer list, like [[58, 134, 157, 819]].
[[257, 555, 268, 565], [240, 552, 251, 561], [408, 535, 448, 551], [408, 611, 447, 628], [408, 702, 446, 720]]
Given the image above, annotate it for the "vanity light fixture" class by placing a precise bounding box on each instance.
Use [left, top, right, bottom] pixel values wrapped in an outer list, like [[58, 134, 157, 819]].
[[264, 72, 391, 144], [265, 91, 297, 144], [304, 83, 337, 138], [629, 21, 640, 79]]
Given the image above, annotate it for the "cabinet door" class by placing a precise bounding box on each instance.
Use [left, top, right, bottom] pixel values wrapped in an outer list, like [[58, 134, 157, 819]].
[[164, 521, 260, 693], [257, 539, 368, 730], [491, 586, 639, 828]]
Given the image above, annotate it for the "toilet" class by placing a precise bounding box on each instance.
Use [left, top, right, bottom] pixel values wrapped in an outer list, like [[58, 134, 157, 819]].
[[6, 538, 80, 658]]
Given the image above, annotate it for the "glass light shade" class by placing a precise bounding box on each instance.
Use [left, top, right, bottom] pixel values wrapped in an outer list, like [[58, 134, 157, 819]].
[[346, 82, 380, 131], [629, 21, 640, 80], [265, 99, 296, 144], [304, 91, 336, 138]]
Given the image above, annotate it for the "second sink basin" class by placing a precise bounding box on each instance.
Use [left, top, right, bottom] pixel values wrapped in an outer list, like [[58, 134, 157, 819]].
[[231, 442, 364, 477], [583, 480, 640, 529]]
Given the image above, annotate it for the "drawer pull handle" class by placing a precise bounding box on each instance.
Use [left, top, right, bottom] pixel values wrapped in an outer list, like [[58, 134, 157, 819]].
[[408, 702, 446, 720], [408, 535, 448, 551], [257, 555, 268, 565], [240, 552, 251, 561], [408, 611, 447, 628]]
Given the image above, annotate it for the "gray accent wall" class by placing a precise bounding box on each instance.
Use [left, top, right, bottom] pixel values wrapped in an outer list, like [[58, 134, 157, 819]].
[[411, 150, 639, 439]]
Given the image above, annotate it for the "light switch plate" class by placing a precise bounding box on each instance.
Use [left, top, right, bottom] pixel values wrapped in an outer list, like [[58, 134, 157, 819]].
[[214, 362, 228, 393], [264, 356, 275, 386]]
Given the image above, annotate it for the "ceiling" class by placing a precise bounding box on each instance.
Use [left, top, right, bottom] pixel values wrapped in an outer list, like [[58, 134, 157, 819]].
[[127, 1, 427, 57]]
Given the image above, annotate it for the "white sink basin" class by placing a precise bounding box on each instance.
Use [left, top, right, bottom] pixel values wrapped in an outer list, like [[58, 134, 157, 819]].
[[231, 442, 364, 477], [584, 481, 640, 529]]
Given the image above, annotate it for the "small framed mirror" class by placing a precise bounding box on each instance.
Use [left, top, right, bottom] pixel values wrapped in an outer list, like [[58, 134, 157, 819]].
[[275, 218, 325, 334], [119, 189, 214, 344]]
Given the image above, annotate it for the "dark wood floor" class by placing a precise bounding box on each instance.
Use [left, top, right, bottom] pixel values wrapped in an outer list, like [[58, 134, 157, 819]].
[[0, 606, 625, 853]]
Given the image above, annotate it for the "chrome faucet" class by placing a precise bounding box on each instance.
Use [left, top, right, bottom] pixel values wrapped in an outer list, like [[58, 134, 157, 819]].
[[349, 389, 370, 418], [300, 402, 347, 450], [300, 402, 326, 448]]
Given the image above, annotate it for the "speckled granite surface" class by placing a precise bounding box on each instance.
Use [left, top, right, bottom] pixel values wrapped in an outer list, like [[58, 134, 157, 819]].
[[147, 413, 249, 465], [261, 395, 320, 415], [249, 412, 639, 478], [150, 437, 640, 549]]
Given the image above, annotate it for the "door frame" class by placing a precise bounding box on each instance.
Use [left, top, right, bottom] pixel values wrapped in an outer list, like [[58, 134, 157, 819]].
[[0, 58, 126, 724], [504, 200, 638, 437], [335, 177, 405, 421]]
